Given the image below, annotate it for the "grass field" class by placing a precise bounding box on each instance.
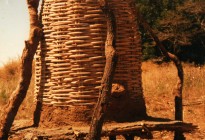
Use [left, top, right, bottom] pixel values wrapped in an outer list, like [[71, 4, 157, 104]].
[[0, 59, 205, 139], [142, 61, 205, 139]]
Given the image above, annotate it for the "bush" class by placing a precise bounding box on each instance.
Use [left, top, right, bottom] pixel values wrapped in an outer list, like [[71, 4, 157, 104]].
[[0, 58, 21, 105], [0, 58, 35, 119]]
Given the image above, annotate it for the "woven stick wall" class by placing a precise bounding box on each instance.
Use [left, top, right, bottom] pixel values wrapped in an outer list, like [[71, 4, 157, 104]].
[[35, 0, 145, 118]]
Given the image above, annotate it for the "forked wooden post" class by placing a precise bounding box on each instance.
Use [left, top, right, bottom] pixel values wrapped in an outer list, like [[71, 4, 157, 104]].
[[33, 0, 45, 127], [88, 0, 117, 140], [0, 0, 42, 139]]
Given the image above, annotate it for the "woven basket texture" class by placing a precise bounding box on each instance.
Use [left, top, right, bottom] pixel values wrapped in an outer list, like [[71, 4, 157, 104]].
[[35, 0, 143, 107]]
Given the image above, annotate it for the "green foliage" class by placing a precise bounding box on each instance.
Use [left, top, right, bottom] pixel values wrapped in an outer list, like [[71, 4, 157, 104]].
[[142, 41, 157, 60], [157, 0, 205, 64], [136, 0, 164, 27], [136, 0, 205, 64], [136, 0, 169, 60]]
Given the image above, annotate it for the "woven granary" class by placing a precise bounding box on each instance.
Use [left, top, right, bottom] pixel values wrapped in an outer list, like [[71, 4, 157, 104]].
[[35, 0, 147, 123]]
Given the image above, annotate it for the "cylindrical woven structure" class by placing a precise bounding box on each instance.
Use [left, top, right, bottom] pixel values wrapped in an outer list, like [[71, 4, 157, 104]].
[[35, 0, 146, 124]]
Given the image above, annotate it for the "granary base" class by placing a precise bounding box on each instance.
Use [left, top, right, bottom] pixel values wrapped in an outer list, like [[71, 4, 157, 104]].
[[39, 93, 147, 127]]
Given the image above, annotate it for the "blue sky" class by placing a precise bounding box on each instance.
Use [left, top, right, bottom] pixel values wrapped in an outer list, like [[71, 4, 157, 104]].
[[0, 0, 29, 66]]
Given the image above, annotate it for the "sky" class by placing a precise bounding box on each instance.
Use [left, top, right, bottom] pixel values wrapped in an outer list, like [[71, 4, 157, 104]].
[[0, 0, 29, 66]]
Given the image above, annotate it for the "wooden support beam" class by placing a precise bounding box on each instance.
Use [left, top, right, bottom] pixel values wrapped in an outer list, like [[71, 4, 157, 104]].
[[33, 0, 44, 127], [88, 0, 117, 140], [0, 0, 42, 139], [99, 121, 196, 136]]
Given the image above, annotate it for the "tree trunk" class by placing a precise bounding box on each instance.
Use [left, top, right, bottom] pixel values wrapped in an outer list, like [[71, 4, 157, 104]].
[[87, 0, 117, 140], [0, 0, 42, 139]]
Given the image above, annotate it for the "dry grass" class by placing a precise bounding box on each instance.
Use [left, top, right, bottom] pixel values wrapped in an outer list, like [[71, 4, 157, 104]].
[[142, 61, 205, 116], [0, 58, 35, 119], [0, 59, 21, 105], [142, 61, 205, 98], [142, 61, 177, 120], [142, 61, 205, 139]]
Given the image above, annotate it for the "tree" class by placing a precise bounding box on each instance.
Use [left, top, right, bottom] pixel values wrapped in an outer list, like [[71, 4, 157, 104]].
[[167, 0, 176, 10], [137, 0, 205, 63], [157, 0, 205, 64]]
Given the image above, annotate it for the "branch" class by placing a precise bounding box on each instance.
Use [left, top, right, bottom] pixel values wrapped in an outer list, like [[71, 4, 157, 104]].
[[0, 0, 42, 139], [87, 0, 117, 140]]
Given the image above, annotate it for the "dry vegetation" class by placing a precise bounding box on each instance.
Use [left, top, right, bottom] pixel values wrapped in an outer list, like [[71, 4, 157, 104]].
[[0, 59, 21, 106], [0, 59, 35, 120], [0, 59, 205, 139], [142, 61, 205, 139], [142, 61, 205, 118]]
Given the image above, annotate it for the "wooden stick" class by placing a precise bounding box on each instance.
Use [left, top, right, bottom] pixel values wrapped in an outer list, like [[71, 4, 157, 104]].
[[0, 0, 42, 139], [87, 0, 117, 140], [33, 0, 44, 127], [73, 121, 195, 138], [101, 121, 194, 136]]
